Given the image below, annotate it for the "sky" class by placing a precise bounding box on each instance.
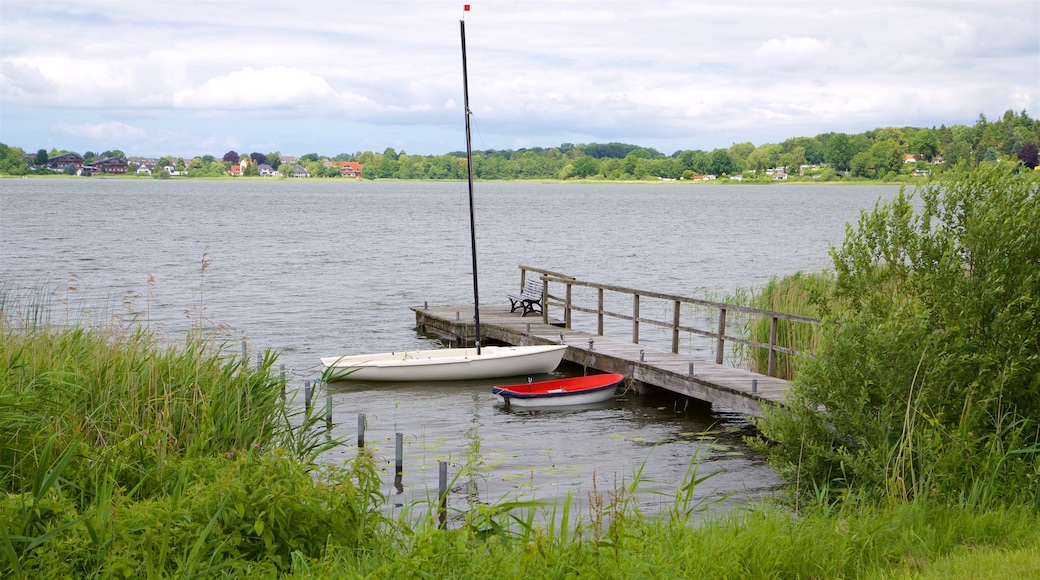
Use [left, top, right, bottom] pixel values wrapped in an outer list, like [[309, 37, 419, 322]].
[[1, 1, 1038, 159]]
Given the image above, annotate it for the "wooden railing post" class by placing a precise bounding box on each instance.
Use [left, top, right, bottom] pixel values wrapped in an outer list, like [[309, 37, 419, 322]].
[[632, 294, 640, 344], [768, 316, 778, 377], [671, 299, 681, 354], [541, 278, 549, 325], [716, 308, 727, 365], [565, 282, 573, 329], [597, 288, 604, 336]]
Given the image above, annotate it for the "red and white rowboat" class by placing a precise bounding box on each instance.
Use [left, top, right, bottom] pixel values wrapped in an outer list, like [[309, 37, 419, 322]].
[[492, 373, 625, 408]]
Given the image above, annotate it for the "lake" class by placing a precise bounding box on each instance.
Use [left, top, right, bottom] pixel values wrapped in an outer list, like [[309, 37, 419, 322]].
[[1, 177, 902, 517]]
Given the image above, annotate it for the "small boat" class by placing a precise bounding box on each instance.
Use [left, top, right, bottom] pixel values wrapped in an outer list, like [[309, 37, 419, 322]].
[[492, 373, 625, 408], [322, 344, 567, 382], [322, 13, 567, 384]]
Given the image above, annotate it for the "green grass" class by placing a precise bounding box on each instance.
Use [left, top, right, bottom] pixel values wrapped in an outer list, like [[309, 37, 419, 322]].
[[728, 271, 831, 379], [3, 288, 1038, 578]]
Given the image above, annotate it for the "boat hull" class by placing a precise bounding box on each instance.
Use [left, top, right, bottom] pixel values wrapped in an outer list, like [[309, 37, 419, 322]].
[[321, 344, 567, 382], [492, 373, 624, 408]]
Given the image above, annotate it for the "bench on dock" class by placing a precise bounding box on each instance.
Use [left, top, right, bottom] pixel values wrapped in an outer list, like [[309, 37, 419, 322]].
[[507, 279, 543, 317]]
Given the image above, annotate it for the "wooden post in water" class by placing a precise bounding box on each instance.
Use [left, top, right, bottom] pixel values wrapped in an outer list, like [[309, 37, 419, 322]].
[[303, 380, 312, 411], [438, 460, 448, 528], [768, 316, 779, 377], [357, 413, 366, 448], [632, 294, 640, 344], [716, 308, 727, 365], [395, 433, 403, 476], [325, 396, 332, 429], [671, 299, 681, 354]]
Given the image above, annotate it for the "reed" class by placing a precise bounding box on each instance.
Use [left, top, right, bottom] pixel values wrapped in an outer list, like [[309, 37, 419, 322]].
[[735, 271, 831, 379], [4, 279, 1038, 577]]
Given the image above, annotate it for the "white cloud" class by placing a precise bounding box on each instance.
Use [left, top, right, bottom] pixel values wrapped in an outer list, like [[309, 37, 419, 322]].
[[53, 121, 147, 140], [755, 36, 825, 63], [173, 67, 354, 110], [0, 1, 1036, 157]]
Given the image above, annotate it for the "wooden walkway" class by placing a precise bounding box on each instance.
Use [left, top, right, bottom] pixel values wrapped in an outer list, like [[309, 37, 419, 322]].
[[412, 305, 788, 418]]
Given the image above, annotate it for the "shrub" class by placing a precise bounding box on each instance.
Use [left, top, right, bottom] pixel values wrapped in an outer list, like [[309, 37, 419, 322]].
[[756, 162, 1040, 507]]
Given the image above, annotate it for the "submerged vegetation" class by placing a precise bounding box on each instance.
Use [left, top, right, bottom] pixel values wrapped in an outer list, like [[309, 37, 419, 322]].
[[3, 162, 1040, 577]]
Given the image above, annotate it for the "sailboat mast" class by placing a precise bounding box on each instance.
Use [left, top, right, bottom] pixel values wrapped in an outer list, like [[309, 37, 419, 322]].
[[460, 19, 482, 355]]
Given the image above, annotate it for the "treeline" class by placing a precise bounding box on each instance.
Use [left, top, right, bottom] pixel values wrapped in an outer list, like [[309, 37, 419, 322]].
[[2, 110, 1038, 180]]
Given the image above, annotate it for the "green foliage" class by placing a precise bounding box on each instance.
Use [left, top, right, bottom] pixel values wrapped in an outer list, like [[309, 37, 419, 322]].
[[756, 162, 1040, 506], [0, 143, 28, 176], [0, 295, 386, 576], [740, 272, 831, 380]]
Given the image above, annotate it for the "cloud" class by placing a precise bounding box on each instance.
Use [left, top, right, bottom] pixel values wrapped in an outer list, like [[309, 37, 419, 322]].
[[53, 121, 147, 140], [172, 66, 372, 111], [755, 36, 825, 64]]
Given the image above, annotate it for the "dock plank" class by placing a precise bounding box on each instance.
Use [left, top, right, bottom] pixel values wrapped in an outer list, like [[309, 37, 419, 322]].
[[413, 305, 789, 418]]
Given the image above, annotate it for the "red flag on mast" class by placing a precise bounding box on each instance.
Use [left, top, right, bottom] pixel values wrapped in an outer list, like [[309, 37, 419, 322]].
[[464, 4, 470, 10]]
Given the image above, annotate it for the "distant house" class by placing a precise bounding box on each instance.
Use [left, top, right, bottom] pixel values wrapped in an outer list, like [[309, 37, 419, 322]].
[[257, 163, 276, 177], [229, 158, 249, 176], [337, 161, 364, 178], [291, 165, 309, 178], [48, 153, 83, 172], [911, 168, 930, 177], [281, 155, 300, 165], [136, 165, 152, 175], [86, 157, 129, 174], [772, 171, 788, 180], [903, 154, 923, 164], [691, 174, 716, 181]]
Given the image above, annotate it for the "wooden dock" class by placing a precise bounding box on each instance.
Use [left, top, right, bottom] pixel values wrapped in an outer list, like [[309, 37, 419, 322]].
[[412, 305, 788, 418]]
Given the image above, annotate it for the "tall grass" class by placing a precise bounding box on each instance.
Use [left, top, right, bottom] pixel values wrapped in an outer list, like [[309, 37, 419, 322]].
[[1, 286, 375, 576], [735, 271, 831, 379], [4, 283, 1039, 578]]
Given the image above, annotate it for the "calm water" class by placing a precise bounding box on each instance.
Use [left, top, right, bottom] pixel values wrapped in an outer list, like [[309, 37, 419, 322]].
[[1, 178, 901, 517]]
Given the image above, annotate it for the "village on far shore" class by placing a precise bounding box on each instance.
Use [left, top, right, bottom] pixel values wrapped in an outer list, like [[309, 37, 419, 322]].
[[3, 110, 1039, 181]]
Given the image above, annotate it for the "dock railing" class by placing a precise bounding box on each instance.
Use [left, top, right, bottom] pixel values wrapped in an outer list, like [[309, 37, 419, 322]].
[[518, 265, 819, 378]]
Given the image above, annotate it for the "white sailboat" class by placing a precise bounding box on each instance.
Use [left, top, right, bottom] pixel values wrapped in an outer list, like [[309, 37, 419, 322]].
[[321, 14, 567, 382]]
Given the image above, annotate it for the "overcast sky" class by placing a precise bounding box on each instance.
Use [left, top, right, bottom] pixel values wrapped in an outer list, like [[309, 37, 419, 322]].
[[1, 1, 1037, 159]]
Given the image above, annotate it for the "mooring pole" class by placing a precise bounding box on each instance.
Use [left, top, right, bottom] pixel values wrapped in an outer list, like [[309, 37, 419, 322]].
[[438, 460, 449, 528], [357, 413, 366, 448]]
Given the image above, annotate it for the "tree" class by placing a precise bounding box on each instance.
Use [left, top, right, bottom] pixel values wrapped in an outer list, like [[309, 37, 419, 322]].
[[708, 149, 737, 176], [223, 150, 239, 163], [757, 162, 1040, 504], [0, 142, 28, 175], [571, 155, 599, 178], [1016, 141, 1038, 168], [909, 129, 939, 160], [249, 152, 267, 165], [823, 133, 855, 171], [266, 152, 281, 169], [34, 149, 48, 165]]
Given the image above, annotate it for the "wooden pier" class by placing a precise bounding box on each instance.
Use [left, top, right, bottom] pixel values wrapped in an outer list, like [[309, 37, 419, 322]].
[[413, 266, 818, 418], [414, 305, 787, 418]]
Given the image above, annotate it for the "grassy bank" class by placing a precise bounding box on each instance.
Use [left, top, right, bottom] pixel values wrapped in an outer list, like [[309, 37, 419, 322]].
[[3, 290, 1038, 578]]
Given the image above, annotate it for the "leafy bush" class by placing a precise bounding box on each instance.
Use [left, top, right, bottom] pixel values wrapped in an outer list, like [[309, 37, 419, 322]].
[[756, 162, 1040, 506]]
